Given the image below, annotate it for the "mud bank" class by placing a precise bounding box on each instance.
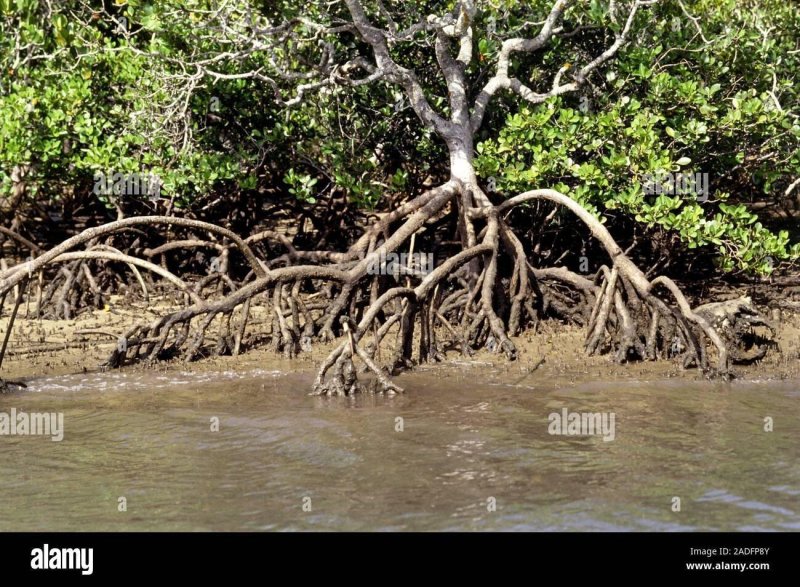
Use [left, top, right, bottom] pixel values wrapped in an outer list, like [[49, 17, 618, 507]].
[[2, 293, 798, 385]]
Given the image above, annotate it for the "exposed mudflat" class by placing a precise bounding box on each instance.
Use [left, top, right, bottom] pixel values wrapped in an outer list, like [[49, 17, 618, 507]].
[[2, 293, 799, 385]]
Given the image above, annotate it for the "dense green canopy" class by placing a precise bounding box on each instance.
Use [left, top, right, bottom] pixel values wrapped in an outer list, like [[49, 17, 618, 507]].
[[1, 0, 798, 276]]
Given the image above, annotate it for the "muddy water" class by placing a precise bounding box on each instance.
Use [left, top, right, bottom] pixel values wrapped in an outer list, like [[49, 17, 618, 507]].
[[0, 364, 798, 531]]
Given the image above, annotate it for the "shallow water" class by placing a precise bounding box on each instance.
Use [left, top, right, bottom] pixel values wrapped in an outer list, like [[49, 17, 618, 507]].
[[1, 364, 798, 531]]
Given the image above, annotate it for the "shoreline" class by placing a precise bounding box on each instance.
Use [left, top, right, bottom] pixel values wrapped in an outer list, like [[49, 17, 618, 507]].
[[2, 300, 799, 385]]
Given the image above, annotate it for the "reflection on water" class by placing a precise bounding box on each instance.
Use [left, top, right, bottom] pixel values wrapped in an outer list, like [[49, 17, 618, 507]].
[[0, 364, 798, 531]]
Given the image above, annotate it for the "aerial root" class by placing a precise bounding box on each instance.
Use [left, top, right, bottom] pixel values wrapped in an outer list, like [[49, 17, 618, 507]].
[[0, 185, 750, 392]]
